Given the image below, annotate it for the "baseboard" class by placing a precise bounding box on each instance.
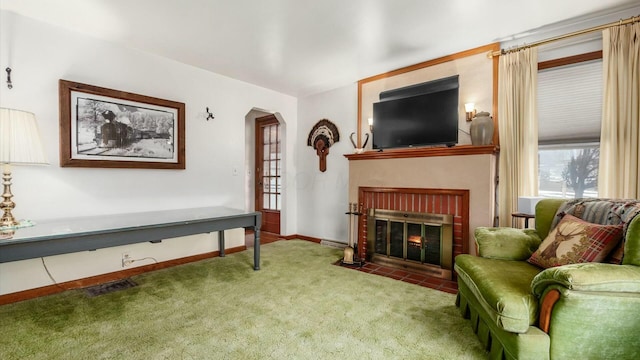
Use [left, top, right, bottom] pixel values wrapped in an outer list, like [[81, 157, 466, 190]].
[[0, 245, 246, 306], [282, 234, 345, 247], [283, 234, 322, 243], [248, 231, 322, 243]]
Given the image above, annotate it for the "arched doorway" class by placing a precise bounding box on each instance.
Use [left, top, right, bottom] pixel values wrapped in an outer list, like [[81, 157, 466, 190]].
[[244, 108, 287, 236]]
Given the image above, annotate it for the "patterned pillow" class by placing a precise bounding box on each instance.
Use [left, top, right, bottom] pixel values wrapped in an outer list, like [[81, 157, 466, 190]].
[[528, 214, 623, 269], [605, 241, 625, 264]]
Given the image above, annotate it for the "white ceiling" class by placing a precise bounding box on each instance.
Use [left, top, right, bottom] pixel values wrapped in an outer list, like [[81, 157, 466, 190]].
[[0, 0, 637, 97]]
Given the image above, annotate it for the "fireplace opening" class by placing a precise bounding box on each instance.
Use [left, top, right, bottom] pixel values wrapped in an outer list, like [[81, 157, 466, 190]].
[[367, 209, 453, 279]]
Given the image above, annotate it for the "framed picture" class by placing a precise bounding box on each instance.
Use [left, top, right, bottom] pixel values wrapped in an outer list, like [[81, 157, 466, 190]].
[[59, 80, 185, 169]]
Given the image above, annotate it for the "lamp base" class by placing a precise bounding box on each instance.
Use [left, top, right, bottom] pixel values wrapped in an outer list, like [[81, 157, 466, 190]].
[[1, 167, 19, 228]]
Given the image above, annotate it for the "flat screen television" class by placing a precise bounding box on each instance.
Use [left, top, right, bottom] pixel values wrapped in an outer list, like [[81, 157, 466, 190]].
[[372, 76, 459, 149]]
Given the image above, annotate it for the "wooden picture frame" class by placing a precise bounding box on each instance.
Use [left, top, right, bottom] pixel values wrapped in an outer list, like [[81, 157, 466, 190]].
[[59, 80, 185, 169]]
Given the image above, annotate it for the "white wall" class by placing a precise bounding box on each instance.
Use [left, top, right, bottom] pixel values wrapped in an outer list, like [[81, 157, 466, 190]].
[[296, 84, 357, 243], [0, 11, 297, 295]]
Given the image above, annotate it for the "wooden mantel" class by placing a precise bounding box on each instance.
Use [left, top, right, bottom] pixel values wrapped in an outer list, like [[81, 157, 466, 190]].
[[344, 145, 498, 161]]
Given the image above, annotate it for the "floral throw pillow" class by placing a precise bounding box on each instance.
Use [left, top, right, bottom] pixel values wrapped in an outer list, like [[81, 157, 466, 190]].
[[527, 214, 623, 269]]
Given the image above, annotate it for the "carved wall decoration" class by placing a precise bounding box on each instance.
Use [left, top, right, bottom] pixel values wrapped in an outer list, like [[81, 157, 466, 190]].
[[307, 119, 340, 172]]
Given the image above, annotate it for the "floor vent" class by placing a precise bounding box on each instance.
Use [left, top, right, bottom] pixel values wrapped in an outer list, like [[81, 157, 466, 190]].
[[84, 279, 138, 297], [320, 239, 347, 249]]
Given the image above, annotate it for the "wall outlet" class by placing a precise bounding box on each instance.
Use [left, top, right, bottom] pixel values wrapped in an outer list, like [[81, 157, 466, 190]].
[[121, 252, 133, 267]]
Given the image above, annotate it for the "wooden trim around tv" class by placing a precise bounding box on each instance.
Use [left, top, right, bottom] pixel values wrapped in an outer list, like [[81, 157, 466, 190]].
[[356, 42, 501, 148], [492, 46, 500, 146], [344, 144, 498, 160], [0, 246, 246, 305]]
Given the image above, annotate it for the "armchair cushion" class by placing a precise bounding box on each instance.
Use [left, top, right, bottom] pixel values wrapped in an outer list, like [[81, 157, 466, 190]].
[[527, 214, 623, 269], [475, 227, 541, 261], [531, 262, 640, 296], [455, 255, 541, 333]]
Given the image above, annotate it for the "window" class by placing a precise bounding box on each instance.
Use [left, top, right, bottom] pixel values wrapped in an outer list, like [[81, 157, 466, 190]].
[[538, 143, 599, 198], [261, 122, 281, 210], [537, 55, 602, 198]]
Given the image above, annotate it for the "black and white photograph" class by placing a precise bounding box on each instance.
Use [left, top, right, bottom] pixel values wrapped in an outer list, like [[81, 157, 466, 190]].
[[59, 80, 186, 169], [74, 97, 175, 159]]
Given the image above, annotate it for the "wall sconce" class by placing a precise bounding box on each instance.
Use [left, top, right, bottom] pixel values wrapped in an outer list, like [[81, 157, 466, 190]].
[[368, 117, 373, 131], [465, 103, 476, 122]]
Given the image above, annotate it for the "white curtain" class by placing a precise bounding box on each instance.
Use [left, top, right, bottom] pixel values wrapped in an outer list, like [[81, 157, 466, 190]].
[[598, 21, 640, 199], [497, 48, 539, 227]]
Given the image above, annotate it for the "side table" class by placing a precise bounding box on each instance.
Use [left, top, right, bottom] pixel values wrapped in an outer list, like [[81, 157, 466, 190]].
[[512, 212, 535, 229]]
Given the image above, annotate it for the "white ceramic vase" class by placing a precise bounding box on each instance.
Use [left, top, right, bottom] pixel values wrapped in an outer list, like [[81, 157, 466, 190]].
[[470, 111, 494, 145]]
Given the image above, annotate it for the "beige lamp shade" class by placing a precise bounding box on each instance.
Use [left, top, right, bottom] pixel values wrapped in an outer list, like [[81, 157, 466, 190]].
[[0, 108, 48, 165]]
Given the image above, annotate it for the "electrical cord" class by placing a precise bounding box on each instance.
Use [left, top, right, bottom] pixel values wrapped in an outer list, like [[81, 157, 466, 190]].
[[127, 257, 159, 266], [41, 257, 66, 290], [41, 255, 160, 293]]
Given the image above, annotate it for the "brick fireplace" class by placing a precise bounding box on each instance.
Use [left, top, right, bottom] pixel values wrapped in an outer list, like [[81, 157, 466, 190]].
[[346, 145, 498, 259], [357, 187, 469, 277]]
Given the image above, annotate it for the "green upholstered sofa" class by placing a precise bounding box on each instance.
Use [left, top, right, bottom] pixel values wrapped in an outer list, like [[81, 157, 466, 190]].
[[454, 198, 640, 360]]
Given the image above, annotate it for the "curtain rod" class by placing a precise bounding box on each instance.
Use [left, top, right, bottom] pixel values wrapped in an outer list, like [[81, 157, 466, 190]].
[[488, 14, 639, 58]]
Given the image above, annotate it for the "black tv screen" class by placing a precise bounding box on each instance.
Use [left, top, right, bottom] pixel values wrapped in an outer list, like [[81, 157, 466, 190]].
[[372, 78, 459, 149]]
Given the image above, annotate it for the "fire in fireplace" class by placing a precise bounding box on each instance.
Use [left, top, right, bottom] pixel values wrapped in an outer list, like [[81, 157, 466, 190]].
[[367, 209, 453, 279]]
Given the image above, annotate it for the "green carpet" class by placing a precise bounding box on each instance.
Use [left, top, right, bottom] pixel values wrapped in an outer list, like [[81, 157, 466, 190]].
[[0, 240, 486, 359]]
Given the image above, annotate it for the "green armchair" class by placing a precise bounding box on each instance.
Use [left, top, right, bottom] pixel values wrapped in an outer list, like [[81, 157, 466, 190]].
[[454, 199, 640, 360]]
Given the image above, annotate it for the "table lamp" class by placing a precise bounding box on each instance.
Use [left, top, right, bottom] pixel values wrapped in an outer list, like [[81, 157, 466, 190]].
[[0, 108, 48, 228]]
